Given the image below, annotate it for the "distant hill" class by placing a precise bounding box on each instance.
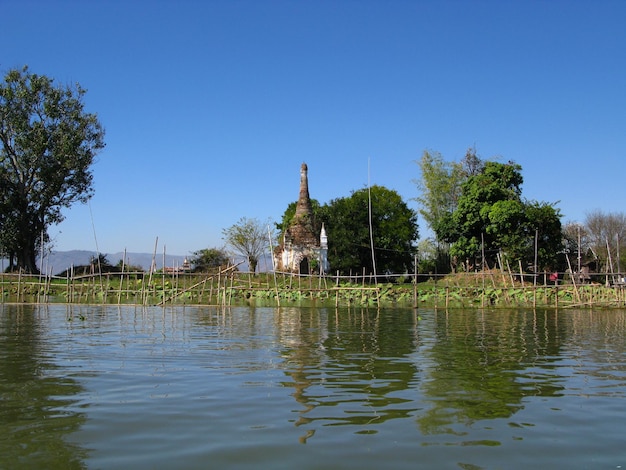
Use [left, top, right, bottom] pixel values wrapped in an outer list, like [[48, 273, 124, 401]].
[[31, 250, 188, 275], [2, 250, 274, 275]]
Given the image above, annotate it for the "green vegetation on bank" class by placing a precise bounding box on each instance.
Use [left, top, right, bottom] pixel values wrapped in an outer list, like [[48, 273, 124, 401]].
[[2, 271, 625, 309]]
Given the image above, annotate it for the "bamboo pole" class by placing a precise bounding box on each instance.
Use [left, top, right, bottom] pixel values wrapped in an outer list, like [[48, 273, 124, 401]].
[[144, 237, 158, 305], [68, 266, 72, 303], [413, 254, 418, 309], [17, 269, 21, 303], [162, 246, 166, 295], [217, 268, 222, 305], [156, 262, 242, 306], [199, 275, 207, 303], [118, 249, 126, 304], [555, 284, 559, 309], [228, 272, 234, 306], [505, 259, 515, 288], [565, 255, 581, 303], [267, 226, 281, 307]]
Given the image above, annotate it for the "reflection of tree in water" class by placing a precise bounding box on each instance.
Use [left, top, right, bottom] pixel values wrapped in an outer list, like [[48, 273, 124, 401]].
[[0, 305, 88, 469], [277, 308, 420, 441], [417, 309, 567, 435]]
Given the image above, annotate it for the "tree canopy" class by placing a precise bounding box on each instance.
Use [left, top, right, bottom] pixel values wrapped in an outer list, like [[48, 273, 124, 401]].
[[414, 150, 464, 237], [318, 185, 418, 276], [222, 217, 272, 273], [0, 67, 105, 272], [416, 152, 562, 272], [189, 247, 229, 272]]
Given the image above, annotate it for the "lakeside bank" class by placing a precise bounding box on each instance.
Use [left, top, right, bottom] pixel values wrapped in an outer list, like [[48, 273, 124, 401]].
[[2, 269, 626, 309]]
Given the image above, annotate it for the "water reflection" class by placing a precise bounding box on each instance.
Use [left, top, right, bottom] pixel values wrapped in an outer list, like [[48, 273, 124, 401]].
[[269, 307, 626, 446], [417, 310, 561, 437], [277, 308, 420, 441], [1, 304, 625, 468], [0, 305, 87, 469]]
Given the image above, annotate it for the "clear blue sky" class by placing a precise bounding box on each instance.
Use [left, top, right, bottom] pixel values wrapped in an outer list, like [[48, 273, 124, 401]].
[[3, 0, 625, 256]]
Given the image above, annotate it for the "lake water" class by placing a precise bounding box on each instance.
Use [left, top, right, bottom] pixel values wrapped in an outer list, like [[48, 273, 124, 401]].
[[1, 304, 625, 469]]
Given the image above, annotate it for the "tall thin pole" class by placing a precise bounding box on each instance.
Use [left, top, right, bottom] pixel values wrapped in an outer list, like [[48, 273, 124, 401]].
[[606, 237, 615, 285], [267, 225, 280, 306], [368, 158, 377, 285], [534, 229, 538, 287], [617, 234, 621, 280], [577, 224, 581, 274], [88, 200, 104, 293]]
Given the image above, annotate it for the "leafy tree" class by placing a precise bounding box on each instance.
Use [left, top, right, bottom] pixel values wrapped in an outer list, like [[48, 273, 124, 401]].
[[414, 148, 485, 274], [319, 185, 418, 276], [114, 258, 144, 273], [222, 217, 272, 273], [90, 253, 113, 273], [56, 253, 116, 277], [414, 150, 464, 239], [443, 161, 562, 271], [446, 161, 524, 269], [0, 67, 105, 273], [524, 201, 563, 271], [416, 238, 450, 275], [414, 147, 485, 242], [189, 247, 229, 272]]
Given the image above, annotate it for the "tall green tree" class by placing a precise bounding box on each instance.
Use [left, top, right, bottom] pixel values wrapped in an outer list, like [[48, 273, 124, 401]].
[[0, 67, 105, 272], [446, 161, 524, 269], [319, 185, 418, 276], [414, 147, 484, 243], [524, 201, 563, 271], [414, 148, 485, 273], [222, 217, 272, 273], [414, 150, 464, 239], [442, 161, 561, 271]]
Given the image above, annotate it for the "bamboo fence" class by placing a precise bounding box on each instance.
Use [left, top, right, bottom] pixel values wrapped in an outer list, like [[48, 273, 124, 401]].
[[1, 267, 625, 309]]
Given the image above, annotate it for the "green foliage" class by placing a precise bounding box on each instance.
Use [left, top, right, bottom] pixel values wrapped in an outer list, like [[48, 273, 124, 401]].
[[451, 161, 524, 257], [56, 253, 120, 277], [114, 258, 144, 273], [319, 185, 418, 275], [417, 238, 451, 275], [440, 160, 562, 271], [414, 150, 465, 234], [524, 201, 564, 270], [189, 247, 229, 272], [414, 147, 485, 242], [0, 66, 105, 273], [91, 253, 113, 269]]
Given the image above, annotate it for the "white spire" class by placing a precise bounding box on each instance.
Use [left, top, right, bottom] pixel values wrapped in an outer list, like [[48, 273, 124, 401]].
[[320, 223, 328, 249]]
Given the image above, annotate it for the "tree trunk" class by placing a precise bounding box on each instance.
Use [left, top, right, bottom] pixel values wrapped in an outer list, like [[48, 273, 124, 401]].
[[18, 240, 39, 274], [249, 257, 258, 274]]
